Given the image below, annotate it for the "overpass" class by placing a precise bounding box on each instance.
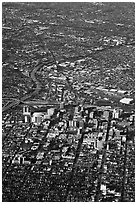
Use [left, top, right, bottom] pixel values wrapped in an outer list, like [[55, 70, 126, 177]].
[[22, 100, 60, 106], [2, 62, 45, 113]]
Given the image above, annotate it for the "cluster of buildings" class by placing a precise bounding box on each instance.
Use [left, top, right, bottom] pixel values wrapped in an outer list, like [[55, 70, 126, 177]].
[[2, 2, 135, 202], [22, 102, 134, 148], [23, 105, 55, 124], [2, 100, 135, 201], [35, 55, 134, 112]]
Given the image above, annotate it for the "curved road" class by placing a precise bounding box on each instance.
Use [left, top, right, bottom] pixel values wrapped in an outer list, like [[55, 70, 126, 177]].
[[2, 62, 45, 113], [2, 39, 134, 113]]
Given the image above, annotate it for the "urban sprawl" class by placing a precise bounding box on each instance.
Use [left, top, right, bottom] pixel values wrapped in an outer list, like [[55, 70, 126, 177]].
[[2, 2, 135, 202]]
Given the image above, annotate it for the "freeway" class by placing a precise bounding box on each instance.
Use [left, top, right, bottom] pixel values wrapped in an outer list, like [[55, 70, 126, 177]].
[[3, 32, 132, 113], [2, 62, 45, 113], [2, 24, 60, 113]]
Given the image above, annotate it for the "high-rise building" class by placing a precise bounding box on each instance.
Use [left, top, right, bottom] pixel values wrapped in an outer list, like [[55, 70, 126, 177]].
[[23, 105, 31, 123], [31, 112, 44, 125], [23, 105, 31, 116]]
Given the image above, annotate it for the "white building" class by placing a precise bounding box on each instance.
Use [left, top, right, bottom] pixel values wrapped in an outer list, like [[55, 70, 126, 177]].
[[112, 109, 119, 119], [117, 90, 128, 95], [23, 106, 31, 123], [44, 108, 55, 119], [31, 112, 44, 125], [120, 98, 134, 105], [23, 106, 31, 116]]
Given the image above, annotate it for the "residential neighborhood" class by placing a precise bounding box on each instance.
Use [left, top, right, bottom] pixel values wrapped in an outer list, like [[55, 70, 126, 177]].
[[2, 2, 135, 202]]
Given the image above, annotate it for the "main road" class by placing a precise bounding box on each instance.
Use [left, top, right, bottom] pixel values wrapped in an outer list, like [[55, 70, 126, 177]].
[[2, 61, 51, 113], [3, 38, 134, 113]]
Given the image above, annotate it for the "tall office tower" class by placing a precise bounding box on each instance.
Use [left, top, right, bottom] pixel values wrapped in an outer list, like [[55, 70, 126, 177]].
[[23, 106, 31, 123]]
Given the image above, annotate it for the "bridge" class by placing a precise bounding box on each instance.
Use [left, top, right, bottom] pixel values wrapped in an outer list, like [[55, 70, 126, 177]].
[[22, 100, 60, 106]]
